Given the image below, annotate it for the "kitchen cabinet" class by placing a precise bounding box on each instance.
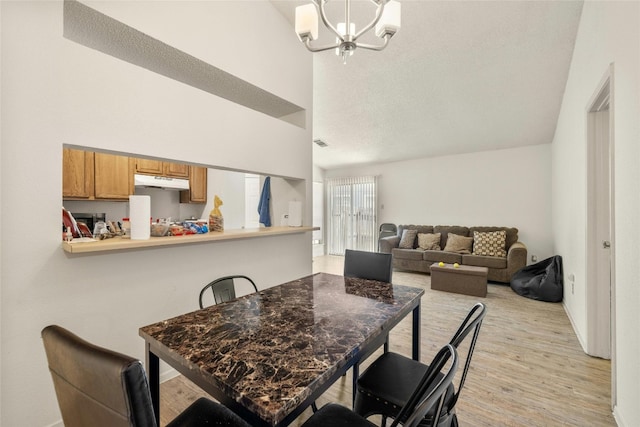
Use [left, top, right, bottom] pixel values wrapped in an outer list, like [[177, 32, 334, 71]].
[[94, 153, 133, 200], [134, 158, 164, 175], [63, 148, 94, 199], [133, 158, 189, 178], [180, 166, 207, 203], [163, 162, 189, 178]]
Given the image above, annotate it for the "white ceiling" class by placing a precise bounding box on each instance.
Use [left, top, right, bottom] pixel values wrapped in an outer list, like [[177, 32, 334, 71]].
[[271, 0, 584, 170]]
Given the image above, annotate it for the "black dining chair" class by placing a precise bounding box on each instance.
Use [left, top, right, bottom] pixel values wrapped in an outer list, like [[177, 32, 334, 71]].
[[302, 344, 459, 427], [354, 302, 487, 427], [344, 249, 393, 283], [41, 325, 250, 427], [340, 249, 395, 407], [199, 275, 258, 309]]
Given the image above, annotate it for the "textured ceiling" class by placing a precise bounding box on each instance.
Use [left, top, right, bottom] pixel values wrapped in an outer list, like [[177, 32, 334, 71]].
[[271, 0, 584, 170]]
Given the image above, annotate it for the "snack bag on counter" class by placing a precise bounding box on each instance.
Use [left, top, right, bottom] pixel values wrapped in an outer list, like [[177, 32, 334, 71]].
[[209, 195, 224, 232]]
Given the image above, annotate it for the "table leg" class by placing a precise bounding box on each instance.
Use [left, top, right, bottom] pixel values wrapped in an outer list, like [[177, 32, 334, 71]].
[[352, 362, 359, 407], [146, 342, 160, 424], [412, 303, 421, 361]]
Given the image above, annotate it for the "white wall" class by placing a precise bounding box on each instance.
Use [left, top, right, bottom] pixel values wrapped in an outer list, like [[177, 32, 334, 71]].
[[551, 2, 640, 426], [0, 1, 312, 426], [325, 145, 553, 262]]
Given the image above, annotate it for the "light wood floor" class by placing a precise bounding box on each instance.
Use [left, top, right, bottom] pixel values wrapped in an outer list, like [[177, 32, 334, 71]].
[[159, 255, 615, 426]]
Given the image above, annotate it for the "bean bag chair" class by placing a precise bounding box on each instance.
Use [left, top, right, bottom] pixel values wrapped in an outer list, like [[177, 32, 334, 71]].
[[510, 255, 563, 302]]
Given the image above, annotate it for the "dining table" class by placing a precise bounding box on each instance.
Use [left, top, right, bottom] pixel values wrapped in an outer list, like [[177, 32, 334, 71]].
[[139, 272, 424, 426]]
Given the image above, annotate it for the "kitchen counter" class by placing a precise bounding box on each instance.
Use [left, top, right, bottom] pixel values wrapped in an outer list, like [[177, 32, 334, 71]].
[[62, 226, 318, 254]]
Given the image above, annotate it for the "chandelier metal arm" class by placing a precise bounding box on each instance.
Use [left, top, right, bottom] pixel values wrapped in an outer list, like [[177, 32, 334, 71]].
[[315, 0, 343, 41], [303, 38, 342, 53], [354, 34, 391, 51], [353, 0, 387, 40]]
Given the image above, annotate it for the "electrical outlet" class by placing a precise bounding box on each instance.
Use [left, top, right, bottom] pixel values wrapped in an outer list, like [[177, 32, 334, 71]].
[[531, 255, 538, 263]]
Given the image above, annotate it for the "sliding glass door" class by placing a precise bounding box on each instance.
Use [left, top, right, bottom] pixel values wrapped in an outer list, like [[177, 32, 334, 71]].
[[326, 176, 377, 255]]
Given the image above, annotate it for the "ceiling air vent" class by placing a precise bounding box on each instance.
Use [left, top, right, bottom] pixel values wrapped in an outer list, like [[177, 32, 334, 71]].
[[314, 139, 328, 147]]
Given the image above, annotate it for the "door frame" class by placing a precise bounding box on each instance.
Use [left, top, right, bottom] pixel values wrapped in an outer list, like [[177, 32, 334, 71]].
[[585, 64, 616, 406]]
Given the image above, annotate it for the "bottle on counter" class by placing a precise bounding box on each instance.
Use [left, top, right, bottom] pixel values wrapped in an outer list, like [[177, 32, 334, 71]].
[[121, 218, 131, 239], [209, 195, 224, 232]]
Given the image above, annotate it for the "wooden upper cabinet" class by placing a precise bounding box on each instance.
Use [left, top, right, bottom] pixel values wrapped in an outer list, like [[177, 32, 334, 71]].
[[64, 151, 197, 202], [133, 158, 189, 179], [180, 166, 207, 204], [133, 158, 164, 175], [94, 153, 132, 200], [163, 162, 190, 178], [63, 148, 94, 199]]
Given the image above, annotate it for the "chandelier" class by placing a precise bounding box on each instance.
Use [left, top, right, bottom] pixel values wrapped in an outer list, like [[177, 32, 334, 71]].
[[295, 0, 401, 63]]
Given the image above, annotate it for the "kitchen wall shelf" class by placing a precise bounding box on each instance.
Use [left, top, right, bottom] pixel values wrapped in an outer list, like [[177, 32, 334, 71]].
[[62, 226, 318, 254]]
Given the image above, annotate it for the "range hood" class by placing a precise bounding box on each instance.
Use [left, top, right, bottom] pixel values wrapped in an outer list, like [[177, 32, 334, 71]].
[[134, 174, 189, 190]]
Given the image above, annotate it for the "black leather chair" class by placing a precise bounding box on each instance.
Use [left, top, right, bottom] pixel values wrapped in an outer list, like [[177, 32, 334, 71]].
[[354, 302, 487, 427], [342, 249, 395, 406], [199, 275, 258, 309], [302, 344, 459, 427], [41, 325, 250, 427], [344, 249, 393, 283]]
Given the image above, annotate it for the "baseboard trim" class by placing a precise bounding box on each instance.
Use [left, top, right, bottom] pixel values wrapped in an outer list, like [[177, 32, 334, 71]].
[[161, 367, 180, 383], [563, 301, 588, 353]]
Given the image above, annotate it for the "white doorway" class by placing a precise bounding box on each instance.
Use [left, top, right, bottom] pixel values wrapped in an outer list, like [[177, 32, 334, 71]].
[[585, 65, 615, 404], [244, 174, 260, 228]]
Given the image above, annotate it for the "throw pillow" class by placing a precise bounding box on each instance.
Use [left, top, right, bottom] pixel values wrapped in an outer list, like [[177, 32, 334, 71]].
[[473, 230, 507, 257], [418, 233, 441, 250], [398, 229, 418, 249], [443, 233, 473, 254]]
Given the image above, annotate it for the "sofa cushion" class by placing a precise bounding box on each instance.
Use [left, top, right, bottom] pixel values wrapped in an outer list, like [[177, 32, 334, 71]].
[[470, 226, 518, 250], [462, 254, 508, 269], [418, 233, 441, 250], [443, 233, 473, 254], [399, 229, 419, 249], [423, 250, 463, 264], [473, 230, 507, 257], [434, 226, 470, 249], [392, 248, 425, 261]]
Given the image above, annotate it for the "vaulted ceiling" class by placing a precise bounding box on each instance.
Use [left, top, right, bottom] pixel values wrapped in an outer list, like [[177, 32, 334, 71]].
[[271, 0, 584, 169]]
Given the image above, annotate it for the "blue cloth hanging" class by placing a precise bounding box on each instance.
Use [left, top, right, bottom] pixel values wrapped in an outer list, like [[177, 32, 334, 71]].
[[258, 176, 271, 227]]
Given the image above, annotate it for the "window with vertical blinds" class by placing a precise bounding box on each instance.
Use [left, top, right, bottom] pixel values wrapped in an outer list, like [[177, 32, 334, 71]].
[[326, 176, 377, 255]]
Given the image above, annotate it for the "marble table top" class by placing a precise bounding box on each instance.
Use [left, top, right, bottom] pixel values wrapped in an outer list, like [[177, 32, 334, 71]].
[[140, 272, 424, 426]]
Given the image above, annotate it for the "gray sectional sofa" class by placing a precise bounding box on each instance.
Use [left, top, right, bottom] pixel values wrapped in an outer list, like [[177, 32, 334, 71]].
[[379, 224, 527, 283]]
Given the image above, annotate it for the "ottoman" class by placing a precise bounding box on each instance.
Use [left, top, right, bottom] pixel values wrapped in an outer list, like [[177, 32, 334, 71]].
[[430, 263, 488, 297]]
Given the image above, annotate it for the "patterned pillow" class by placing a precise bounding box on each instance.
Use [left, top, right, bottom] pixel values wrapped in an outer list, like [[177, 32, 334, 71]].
[[473, 230, 507, 257], [443, 233, 473, 254], [418, 233, 441, 250], [399, 229, 418, 249]]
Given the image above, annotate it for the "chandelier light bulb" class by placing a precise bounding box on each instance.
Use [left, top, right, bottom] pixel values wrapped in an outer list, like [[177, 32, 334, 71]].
[[295, 3, 319, 42]]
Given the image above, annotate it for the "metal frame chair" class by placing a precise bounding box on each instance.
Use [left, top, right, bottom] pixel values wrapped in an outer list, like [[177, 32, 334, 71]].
[[302, 344, 459, 427], [199, 275, 258, 309], [354, 302, 487, 427]]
